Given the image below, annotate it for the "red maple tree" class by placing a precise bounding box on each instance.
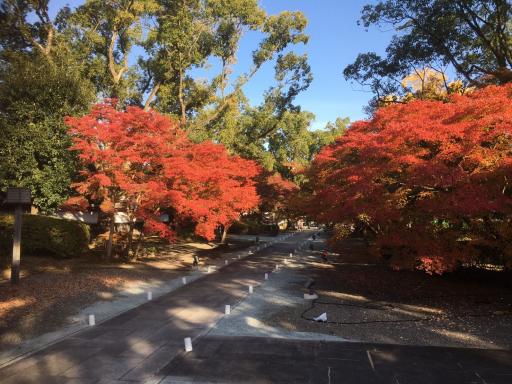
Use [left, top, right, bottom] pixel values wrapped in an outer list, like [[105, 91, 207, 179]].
[[65, 102, 259, 258], [256, 171, 299, 222], [307, 84, 512, 273], [164, 141, 260, 242]]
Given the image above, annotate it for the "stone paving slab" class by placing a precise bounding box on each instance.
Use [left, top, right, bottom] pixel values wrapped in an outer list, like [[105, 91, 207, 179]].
[[160, 336, 512, 384]]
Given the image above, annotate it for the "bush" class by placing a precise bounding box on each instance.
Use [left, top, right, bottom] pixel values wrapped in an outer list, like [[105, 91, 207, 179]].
[[228, 220, 280, 236], [0, 214, 90, 259], [229, 221, 250, 234]]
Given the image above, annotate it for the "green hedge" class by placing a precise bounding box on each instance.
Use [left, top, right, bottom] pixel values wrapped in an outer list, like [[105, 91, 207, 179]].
[[229, 220, 280, 236], [0, 214, 90, 259]]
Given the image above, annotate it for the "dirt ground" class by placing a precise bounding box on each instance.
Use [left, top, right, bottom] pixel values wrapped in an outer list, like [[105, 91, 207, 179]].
[[0, 236, 253, 350], [267, 237, 512, 349]]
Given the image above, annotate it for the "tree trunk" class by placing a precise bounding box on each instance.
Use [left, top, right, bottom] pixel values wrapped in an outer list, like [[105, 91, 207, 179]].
[[105, 214, 115, 260], [221, 225, 229, 244], [125, 220, 135, 260], [178, 67, 186, 125], [143, 82, 161, 111], [133, 231, 145, 259]]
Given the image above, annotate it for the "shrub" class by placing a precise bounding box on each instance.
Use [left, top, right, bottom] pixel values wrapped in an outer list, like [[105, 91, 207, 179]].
[[0, 214, 90, 259], [229, 221, 250, 234], [228, 220, 280, 236]]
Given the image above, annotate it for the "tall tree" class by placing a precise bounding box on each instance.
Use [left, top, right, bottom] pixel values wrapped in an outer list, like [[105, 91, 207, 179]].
[[141, 0, 265, 119], [63, 0, 159, 100], [344, 0, 512, 110], [0, 0, 56, 62], [0, 1, 95, 213]]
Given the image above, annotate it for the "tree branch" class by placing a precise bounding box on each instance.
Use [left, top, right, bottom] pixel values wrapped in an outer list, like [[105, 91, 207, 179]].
[[143, 81, 161, 111], [108, 30, 129, 84]]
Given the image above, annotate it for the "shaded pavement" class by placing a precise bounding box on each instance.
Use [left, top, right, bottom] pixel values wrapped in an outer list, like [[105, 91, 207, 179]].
[[0, 230, 511, 384]]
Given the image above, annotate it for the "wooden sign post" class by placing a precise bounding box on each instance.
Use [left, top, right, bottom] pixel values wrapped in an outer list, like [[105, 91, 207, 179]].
[[4, 188, 31, 284]]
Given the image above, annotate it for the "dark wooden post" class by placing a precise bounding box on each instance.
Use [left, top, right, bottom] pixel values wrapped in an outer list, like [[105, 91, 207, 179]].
[[11, 205, 22, 283], [4, 187, 31, 284]]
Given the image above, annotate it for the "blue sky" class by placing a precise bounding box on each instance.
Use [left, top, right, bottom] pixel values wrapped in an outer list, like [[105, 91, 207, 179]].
[[239, 0, 395, 128], [48, 0, 394, 128]]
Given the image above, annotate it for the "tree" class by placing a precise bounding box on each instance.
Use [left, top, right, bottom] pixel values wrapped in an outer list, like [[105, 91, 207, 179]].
[[65, 102, 183, 259], [256, 171, 298, 223], [344, 0, 512, 110], [309, 117, 349, 158], [0, 1, 96, 213], [208, 51, 313, 178], [306, 84, 512, 274], [141, 0, 265, 120], [0, 54, 95, 213], [66, 102, 260, 257], [63, 0, 160, 100], [0, 0, 56, 63], [164, 141, 260, 242]]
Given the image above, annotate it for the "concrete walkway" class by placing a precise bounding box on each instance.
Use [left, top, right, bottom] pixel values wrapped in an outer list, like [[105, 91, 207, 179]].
[[0, 231, 312, 383], [1, 230, 511, 384]]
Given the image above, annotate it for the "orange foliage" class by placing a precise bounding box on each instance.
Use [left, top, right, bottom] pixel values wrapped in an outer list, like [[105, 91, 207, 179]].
[[256, 171, 299, 217], [307, 84, 512, 273], [65, 102, 259, 241]]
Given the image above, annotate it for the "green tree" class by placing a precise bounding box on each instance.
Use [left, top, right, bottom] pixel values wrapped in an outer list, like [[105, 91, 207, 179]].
[[0, 0, 55, 62], [141, 0, 265, 122], [309, 117, 349, 158], [203, 51, 313, 180], [344, 0, 512, 110], [142, 1, 310, 134], [0, 54, 95, 213], [0, 1, 95, 213], [62, 0, 159, 101]]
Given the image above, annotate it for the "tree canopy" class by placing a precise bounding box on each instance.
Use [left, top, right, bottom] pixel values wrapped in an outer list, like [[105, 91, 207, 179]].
[[0, 0, 333, 214], [66, 102, 260, 257], [306, 84, 512, 273], [344, 0, 512, 110]]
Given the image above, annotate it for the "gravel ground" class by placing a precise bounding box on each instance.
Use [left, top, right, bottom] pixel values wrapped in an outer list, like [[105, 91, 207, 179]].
[[212, 235, 512, 350]]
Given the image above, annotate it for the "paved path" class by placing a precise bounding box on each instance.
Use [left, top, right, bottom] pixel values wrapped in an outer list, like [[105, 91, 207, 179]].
[[1, 230, 511, 384]]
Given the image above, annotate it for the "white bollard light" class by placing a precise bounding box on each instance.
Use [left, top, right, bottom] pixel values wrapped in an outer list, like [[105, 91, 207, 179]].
[[182, 277, 187, 285], [249, 285, 254, 294], [184, 337, 193, 352], [225, 304, 231, 315], [225, 259, 228, 265], [265, 273, 269, 280], [238, 255, 241, 259], [275, 264, 279, 271], [207, 266, 212, 273], [289, 252, 293, 258], [88, 314, 95, 326], [147, 291, 153, 300]]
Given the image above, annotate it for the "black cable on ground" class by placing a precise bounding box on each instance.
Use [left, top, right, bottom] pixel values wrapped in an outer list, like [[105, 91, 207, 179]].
[[300, 295, 512, 326]]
